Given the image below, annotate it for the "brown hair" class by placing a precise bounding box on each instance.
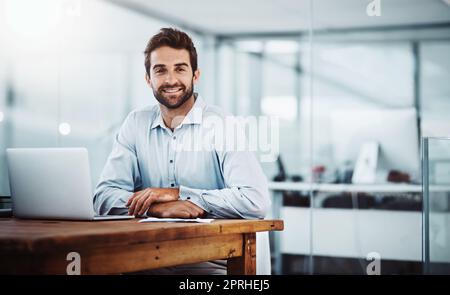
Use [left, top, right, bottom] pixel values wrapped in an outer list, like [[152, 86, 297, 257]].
[[144, 27, 198, 76]]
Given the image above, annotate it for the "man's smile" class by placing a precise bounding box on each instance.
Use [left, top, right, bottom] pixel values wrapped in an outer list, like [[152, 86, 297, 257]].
[[162, 86, 183, 94]]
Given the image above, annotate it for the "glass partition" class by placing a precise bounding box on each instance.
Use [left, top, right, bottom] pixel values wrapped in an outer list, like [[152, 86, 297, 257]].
[[422, 137, 450, 274], [211, 1, 450, 274]]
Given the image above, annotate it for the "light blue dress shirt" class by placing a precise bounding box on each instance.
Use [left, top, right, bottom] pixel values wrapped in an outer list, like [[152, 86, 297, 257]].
[[93, 94, 272, 274]]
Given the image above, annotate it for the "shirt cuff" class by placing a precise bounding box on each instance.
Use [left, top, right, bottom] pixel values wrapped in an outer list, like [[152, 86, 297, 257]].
[[179, 185, 210, 213], [109, 192, 134, 215], [95, 190, 133, 216]]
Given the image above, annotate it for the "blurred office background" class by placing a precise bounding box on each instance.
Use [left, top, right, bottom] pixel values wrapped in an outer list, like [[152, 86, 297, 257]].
[[1, 0, 450, 274]]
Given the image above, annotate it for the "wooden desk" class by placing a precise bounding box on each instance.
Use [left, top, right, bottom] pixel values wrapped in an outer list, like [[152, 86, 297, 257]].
[[0, 218, 283, 275]]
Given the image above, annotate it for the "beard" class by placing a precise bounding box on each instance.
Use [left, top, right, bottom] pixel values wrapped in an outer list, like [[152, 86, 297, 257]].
[[152, 79, 194, 109]]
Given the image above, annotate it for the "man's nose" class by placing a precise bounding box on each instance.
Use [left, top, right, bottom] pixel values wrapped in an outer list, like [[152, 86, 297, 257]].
[[164, 71, 177, 85]]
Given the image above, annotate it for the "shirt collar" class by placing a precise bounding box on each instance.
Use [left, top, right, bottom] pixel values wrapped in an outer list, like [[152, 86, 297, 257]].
[[150, 93, 205, 130]]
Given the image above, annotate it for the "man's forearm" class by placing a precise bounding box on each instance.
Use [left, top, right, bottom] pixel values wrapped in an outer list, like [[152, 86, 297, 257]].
[[179, 185, 270, 219], [147, 200, 206, 218], [127, 187, 181, 216]]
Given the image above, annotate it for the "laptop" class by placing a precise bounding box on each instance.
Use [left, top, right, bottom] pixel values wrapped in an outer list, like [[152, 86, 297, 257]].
[[6, 147, 134, 221]]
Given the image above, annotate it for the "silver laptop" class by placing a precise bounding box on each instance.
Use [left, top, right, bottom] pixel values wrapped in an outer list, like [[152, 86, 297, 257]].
[[6, 148, 134, 221]]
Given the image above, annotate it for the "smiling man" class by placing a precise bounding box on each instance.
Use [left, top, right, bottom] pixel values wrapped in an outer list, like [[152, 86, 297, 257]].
[[93, 28, 271, 275]]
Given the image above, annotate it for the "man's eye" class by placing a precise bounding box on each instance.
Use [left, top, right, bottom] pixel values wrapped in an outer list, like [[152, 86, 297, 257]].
[[176, 68, 186, 72]]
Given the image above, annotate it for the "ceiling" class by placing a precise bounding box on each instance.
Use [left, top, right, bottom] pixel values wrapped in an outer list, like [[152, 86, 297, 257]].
[[106, 0, 450, 35]]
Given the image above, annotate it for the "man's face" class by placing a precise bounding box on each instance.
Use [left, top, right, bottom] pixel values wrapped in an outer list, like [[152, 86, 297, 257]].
[[146, 46, 200, 109]]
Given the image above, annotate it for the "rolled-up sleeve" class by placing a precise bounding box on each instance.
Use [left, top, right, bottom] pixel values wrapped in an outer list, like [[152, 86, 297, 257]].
[[93, 112, 142, 215], [179, 150, 271, 219]]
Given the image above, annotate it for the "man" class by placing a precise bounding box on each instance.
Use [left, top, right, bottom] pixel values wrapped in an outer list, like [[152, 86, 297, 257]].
[[94, 28, 271, 275]]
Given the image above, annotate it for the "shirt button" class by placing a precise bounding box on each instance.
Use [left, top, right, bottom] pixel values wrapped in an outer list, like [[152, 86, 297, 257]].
[[171, 183, 175, 187], [187, 197, 191, 200], [169, 160, 173, 163], [173, 136, 176, 140]]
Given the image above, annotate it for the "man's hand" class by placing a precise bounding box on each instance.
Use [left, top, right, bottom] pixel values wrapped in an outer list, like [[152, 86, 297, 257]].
[[127, 188, 180, 216], [148, 200, 206, 219]]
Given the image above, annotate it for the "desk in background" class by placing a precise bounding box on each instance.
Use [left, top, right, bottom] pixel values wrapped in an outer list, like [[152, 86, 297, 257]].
[[269, 181, 450, 274]]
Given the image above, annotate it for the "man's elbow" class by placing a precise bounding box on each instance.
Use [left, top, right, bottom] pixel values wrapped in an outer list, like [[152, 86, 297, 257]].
[[255, 200, 270, 219], [243, 191, 271, 219], [93, 187, 111, 216]]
